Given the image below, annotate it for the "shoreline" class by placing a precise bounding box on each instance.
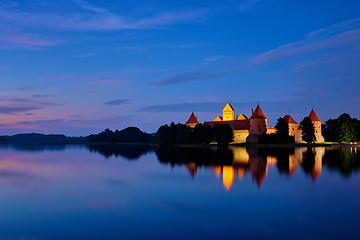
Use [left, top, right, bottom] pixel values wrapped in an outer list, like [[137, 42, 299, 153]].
[[0, 142, 359, 148]]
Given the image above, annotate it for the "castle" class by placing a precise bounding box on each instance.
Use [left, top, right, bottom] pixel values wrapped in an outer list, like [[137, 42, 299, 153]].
[[186, 103, 324, 143]]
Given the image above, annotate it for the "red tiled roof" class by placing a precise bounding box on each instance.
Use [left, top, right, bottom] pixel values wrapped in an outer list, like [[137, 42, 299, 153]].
[[186, 112, 199, 124], [250, 105, 267, 119], [308, 109, 321, 122], [204, 119, 250, 131], [283, 115, 297, 124]]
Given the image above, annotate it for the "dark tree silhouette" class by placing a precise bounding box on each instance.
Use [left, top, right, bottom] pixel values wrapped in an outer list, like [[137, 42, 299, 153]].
[[213, 123, 234, 146], [193, 123, 204, 143], [322, 113, 359, 142], [301, 117, 316, 143], [90, 127, 152, 143], [275, 117, 289, 143], [203, 124, 214, 144]]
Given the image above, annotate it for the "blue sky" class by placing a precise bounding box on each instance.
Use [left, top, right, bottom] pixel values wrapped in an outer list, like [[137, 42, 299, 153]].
[[0, 0, 359, 136]]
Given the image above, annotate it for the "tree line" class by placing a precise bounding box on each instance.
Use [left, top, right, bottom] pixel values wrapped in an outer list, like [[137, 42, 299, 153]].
[[322, 113, 360, 142], [0, 133, 88, 143], [156, 122, 234, 146], [0, 127, 153, 144], [88, 127, 153, 143], [261, 113, 360, 144]]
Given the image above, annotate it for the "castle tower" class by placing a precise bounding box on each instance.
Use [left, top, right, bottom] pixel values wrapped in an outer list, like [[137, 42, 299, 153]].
[[186, 112, 199, 128], [308, 109, 324, 142], [223, 103, 235, 121], [283, 115, 298, 141], [249, 104, 267, 134]]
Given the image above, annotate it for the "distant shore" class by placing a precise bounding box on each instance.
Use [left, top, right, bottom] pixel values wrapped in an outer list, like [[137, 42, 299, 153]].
[[0, 141, 359, 147]]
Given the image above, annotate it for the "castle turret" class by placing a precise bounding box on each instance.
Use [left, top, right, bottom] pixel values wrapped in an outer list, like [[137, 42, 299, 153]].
[[283, 114, 298, 141], [223, 103, 235, 121], [249, 104, 267, 134], [308, 109, 324, 142], [186, 112, 199, 128]]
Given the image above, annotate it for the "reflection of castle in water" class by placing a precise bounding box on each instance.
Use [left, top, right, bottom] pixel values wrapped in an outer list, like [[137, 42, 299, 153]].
[[184, 147, 325, 191]]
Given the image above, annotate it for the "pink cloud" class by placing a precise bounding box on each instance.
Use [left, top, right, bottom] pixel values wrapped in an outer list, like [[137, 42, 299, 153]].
[[0, 33, 58, 46], [0, 31, 60, 49]]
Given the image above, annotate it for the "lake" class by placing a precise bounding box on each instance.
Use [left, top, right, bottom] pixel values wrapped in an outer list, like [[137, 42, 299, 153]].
[[0, 144, 359, 240]]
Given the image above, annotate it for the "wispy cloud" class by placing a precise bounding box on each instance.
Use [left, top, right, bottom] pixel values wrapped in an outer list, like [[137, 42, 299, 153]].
[[0, 32, 60, 49], [0, 95, 59, 114], [74, 53, 97, 58], [83, 90, 98, 94], [0, 115, 140, 135], [249, 17, 360, 66], [237, 0, 262, 12], [293, 60, 335, 71], [139, 102, 232, 113], [37, 74, 130, 86], [116, 43, 208, 52], [156, 43, 209, 49], [104, 99, 131, 105], [204, 55, 230, 62], [36, 74, 80, 81], [116, 46, 146, 51], [0, 106, 38, 114], [16, 86, 40, 91], [10, 98, 57, 106], [0, 1, 208, 31], [149, 66, 236, 86], [32, 94, 52, 99], [148, 17, 360, 87], [89, 76, 130, 86]]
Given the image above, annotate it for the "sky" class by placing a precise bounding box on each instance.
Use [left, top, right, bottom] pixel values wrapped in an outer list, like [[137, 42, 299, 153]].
[[0, 0, 359, 136]]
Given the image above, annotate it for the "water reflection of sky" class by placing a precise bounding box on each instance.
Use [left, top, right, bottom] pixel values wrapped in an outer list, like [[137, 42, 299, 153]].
[[0, 144, 359, 239]]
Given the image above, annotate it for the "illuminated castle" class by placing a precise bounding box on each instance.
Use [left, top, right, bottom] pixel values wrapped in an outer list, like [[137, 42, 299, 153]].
[[185, 103, 324, 143]]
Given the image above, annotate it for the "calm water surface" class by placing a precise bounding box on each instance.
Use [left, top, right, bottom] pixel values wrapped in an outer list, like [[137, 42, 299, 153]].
[[0, 144, 359, 240]]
